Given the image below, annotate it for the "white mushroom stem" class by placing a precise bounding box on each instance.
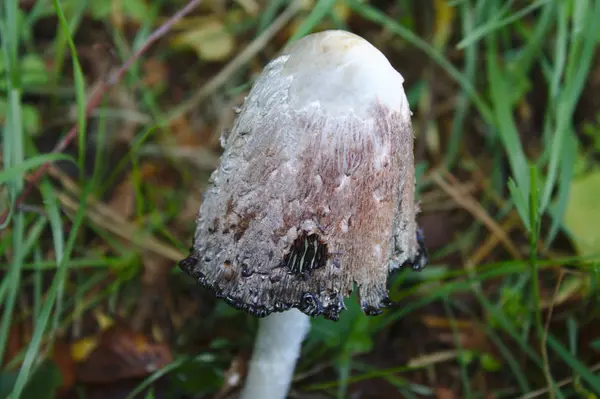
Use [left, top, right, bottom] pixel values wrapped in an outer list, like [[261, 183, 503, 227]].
[[240, 310, 311, 399]]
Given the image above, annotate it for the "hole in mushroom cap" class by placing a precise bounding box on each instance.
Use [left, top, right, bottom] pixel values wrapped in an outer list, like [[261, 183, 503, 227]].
[[283, 232, 328, 277]]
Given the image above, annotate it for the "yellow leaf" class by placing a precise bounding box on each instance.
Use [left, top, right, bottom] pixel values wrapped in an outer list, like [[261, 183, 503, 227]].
[[172, 17, 235, 62], [71, 337, 99, 362], [564, 170, 600, 257], [95, 310, 114, 330]]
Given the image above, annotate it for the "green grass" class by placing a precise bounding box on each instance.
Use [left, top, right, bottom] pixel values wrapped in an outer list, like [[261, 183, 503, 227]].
[[2, 0, 600, 398]]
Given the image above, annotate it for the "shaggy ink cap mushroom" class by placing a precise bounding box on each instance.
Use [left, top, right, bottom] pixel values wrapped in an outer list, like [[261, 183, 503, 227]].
[[180, 30, 427, 321]]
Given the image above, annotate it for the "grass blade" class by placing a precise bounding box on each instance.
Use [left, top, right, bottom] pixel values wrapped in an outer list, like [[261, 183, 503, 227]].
[[0, 153, 74, 185], [289, 0, 336, 42], [540, 0, 600, 214], [547, 334, 600, 393], [9, 182, 91, 399], [457, 0, 549, 49], [51, 0, 87, 181]]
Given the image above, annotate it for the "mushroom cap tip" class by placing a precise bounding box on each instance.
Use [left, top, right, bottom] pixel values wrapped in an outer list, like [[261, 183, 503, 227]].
[[280, 30, 409, 118]]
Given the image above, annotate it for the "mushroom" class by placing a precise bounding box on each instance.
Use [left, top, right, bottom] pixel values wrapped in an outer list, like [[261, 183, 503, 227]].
[[180, 30, 426, 399]]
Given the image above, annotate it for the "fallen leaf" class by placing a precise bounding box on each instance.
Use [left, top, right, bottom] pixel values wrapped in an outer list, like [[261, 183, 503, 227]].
[[95, 310, 116, 330], [172, 17, 235, 62], [564, 170, 600, 257], [71, 337, 99, 363], [76, 325, 173, 383]]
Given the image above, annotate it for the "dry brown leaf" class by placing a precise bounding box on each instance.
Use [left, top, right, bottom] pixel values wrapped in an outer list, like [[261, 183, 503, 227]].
[[76, 325, 173, 383]]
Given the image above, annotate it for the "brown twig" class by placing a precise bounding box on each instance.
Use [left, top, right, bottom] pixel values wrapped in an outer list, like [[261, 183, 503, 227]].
[[43, 163, 185, 261], [517, 362, 600, 399], [0, 0, 204, 226]]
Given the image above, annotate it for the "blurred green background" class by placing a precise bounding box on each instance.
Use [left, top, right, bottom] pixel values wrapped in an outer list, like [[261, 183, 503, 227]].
[[1, 0, 600, 398]]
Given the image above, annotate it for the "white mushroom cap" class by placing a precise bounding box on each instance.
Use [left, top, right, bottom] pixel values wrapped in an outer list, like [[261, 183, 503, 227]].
[[281, 30, 410, 119]]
